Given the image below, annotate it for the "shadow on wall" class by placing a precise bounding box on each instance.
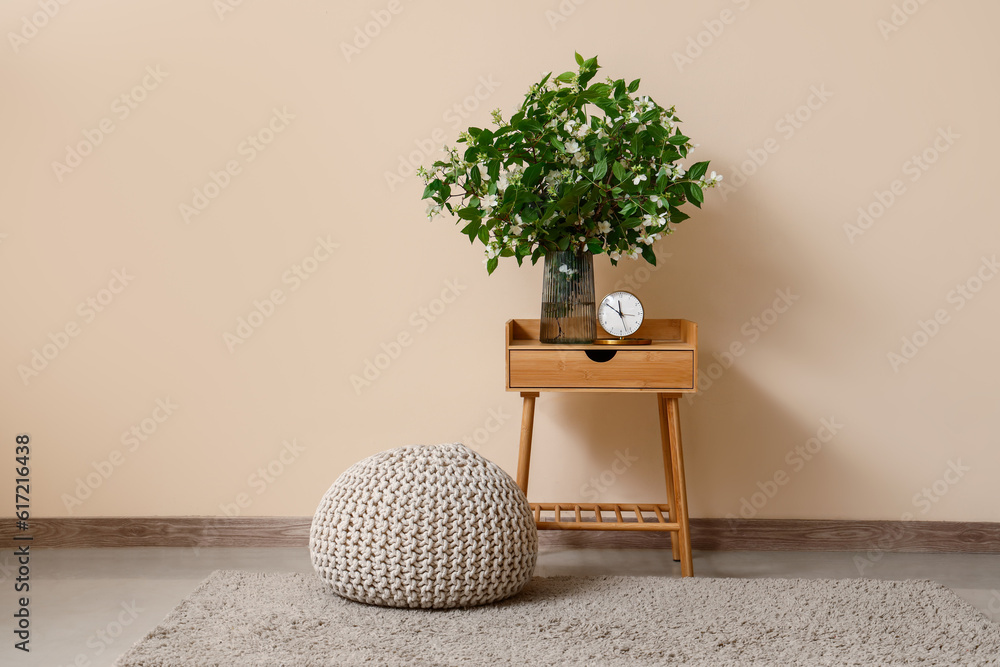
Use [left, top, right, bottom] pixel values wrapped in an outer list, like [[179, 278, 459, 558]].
[[523, 191, 863, 517]]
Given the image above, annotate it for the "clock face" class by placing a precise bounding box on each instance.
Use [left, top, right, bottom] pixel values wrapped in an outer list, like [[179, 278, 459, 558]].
[[598, 291, 644, 338]]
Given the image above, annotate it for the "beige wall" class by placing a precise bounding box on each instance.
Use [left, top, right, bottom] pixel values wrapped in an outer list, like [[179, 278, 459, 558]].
[[3, 0, 998, 522]]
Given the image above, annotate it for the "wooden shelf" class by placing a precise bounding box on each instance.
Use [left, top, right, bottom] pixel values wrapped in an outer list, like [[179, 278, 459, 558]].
[[532, 503, 678, 532]]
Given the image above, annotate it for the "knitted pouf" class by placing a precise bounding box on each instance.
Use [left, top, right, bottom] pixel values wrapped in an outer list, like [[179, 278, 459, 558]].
[[309, 443, 538, 609]]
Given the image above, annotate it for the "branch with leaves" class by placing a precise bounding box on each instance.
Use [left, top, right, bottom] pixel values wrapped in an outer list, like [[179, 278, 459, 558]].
[[418, 53, 723, 274]]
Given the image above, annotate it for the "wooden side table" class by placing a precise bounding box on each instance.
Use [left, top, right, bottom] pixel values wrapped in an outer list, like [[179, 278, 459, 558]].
[[505, 318, 698, 576]]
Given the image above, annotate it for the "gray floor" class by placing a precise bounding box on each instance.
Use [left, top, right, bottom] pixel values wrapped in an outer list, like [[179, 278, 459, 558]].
[[7, 547, 999, 666]]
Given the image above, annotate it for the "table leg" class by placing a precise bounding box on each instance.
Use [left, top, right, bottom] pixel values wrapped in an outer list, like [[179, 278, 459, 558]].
[[516, 392, 539, 494], [662, 393, 694, 577], [657, 394, 681, 562]]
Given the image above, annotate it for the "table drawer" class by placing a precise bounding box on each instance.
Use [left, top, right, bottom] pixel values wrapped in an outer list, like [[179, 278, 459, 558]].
[[508, 350, 695, 389]]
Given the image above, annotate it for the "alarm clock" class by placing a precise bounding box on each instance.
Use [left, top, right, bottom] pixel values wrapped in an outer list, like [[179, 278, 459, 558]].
[[595, 291, 651, 345]]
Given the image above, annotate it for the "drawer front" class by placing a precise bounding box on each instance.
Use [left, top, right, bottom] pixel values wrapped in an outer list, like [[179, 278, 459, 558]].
[[508, 350, 694, 389]]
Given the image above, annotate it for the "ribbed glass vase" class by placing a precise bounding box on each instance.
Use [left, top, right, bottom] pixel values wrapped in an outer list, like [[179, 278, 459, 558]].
[[539, 250, 596, 344]]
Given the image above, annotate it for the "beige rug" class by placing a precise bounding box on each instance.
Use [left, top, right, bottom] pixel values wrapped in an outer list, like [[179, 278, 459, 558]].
[[115, 571, 1000, 666]]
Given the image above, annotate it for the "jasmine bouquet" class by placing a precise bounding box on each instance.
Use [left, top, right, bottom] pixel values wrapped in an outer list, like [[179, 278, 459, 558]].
[[419, 53, 722, 274]]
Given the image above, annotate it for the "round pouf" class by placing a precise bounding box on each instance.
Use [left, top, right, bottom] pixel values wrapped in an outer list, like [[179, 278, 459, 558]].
[[309, 443, 537, 609]]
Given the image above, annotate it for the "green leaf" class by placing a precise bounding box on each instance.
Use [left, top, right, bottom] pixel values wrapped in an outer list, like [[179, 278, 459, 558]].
[[421, 181, 438, 200], [612, 161, 627, 183], [593, 158, 607, 181], [613, 79, 627, 103], [687, 161, 710, 181], [639, 109, 659, 124], [557, 191, 580, 213], [682, 182, 703, 208], [593, 97, 618, 115], [518, 119, 543, 134], [486, 257, 499, 274], [670, 208, 690, 224], [586, 82, 611, 98], [642, 245, 657, 265], [460, 220, 480, 236], [555, 71, 575, 83], [575, 52, 584, 66], [557, 235, 571, 251], [627, 78, 641, 93], [523, 163, 545, 187], [587, 239, 604, 254], [477, 227, 489, 244], [668, 134, 690, 145], [550, 137, 567, 153], [689, 183, 705, 205], [457, 207, 481, 221]]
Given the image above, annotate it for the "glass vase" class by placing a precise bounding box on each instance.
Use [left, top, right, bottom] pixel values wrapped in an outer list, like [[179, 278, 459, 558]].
[[539, 250, 596, 344]]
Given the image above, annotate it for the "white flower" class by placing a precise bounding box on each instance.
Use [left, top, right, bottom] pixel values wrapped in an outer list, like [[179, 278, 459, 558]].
[[626, 248, 641, 260], [609, 250, 622, 261], [510, 225, 522, 236], [425, 202, 442, 219], [498, 173, 509, 190], [480, 194, 498, 209], [575, 125, 589, 139], [478, 164, 490, 181], [709, 170, 723, 184], [558, 264, 568, 273], [571, 152, 587, 166], [642, 214, 655, 228], [564, 140, 580, 153], [598, 221, 612, 234], [633, 174, 647, 185], [563, 120, 577, 133]]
